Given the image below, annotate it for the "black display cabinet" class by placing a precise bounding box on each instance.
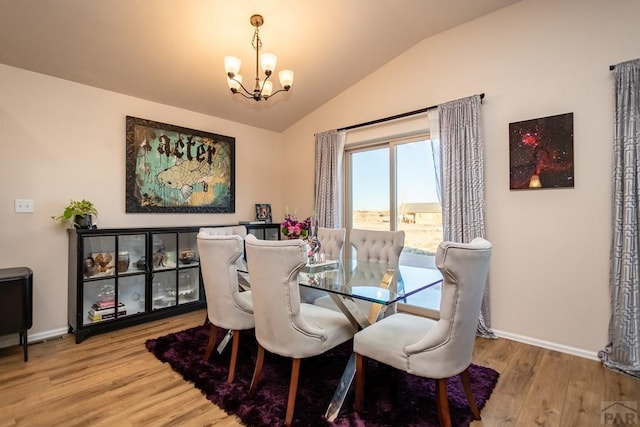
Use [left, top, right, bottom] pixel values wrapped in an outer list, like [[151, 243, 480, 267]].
[[68, 226, 232, 343]]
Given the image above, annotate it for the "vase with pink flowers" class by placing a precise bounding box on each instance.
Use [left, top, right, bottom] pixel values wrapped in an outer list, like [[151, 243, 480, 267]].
[[280, 214, 311, 240]]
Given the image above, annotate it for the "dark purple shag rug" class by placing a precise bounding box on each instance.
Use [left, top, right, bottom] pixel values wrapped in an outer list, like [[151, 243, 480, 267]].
[[146, 325, 499, 426]]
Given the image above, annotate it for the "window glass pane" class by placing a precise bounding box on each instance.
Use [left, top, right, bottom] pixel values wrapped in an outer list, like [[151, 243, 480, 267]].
[[351, 147, 390, 231], [396, 140, 442, 260]]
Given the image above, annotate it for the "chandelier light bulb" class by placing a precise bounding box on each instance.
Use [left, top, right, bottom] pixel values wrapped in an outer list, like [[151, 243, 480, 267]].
[[260, 53, 277, 75], [279, 70, 294, 90], [261, 80, 273, 97], [224, 56, 241, 76]]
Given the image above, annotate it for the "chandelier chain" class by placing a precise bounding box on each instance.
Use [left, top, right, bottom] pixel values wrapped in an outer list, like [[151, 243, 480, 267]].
[[252, 27, 262, 52]]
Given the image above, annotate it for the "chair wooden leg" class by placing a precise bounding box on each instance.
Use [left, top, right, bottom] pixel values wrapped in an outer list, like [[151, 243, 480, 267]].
[[248, 344, 265, 397], [203, 324, 218, 362], [355, 353, 366, 411], [435, 378, 451, 427], [460, 368, 481, 420], [285, 358, 301, 427], [227, 329, 240, 383]]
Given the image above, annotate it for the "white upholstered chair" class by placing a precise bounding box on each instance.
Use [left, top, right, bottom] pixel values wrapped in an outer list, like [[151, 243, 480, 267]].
[[353, 238, 492, 427], [317, 227, 346, 260], [244, 234, 357, 426], [298, 227, 347, 304], [199, 225, 250, 285], [198, 225, 247, 238], [349, 228, 405, 265], [314, 229, 405, 322], [196, 233, 254, 383]]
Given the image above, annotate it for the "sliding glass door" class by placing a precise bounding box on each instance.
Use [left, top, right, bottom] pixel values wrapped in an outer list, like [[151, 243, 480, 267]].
[[346, 137, 441, 266], [346, 136, 442, 315]]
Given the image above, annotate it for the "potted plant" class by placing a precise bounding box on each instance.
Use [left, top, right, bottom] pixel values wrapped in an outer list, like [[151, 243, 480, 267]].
[[52, 199, 98, 229]]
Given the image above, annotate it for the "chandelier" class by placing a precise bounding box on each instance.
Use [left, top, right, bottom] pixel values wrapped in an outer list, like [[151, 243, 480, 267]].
[[224, 14, 294, 102]]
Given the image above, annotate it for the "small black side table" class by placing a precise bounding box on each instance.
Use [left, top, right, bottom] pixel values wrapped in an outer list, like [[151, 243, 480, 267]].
[[0, 267, 33, 361]]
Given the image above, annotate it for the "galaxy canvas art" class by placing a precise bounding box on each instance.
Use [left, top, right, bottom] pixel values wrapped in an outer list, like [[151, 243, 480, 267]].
[[125, 116, 235, 213], [509, 112, 574, 190]]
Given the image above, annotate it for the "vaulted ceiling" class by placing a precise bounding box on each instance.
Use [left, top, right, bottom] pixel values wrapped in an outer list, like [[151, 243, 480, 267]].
[[0, 0, 520, 132]]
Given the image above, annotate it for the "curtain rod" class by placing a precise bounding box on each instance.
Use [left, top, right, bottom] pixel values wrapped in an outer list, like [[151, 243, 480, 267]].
[[337, 93, 484, 132], [610, 65, 615, 70]]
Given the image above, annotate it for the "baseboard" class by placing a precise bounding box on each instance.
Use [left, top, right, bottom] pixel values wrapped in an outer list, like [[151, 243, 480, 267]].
[[393, 309, 599, 361], [0, 327, 68, 349], [492, 328, 599, 361]]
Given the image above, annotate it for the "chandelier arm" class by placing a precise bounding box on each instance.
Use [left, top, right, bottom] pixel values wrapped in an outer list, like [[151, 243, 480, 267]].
[[228, 76, 258, 98], [235, 91, 259, 100], [265, 87, 290, 99]]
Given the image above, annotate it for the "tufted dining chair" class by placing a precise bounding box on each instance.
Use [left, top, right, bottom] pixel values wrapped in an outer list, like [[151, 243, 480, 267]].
[[299, 227, 347, 304], [244, 234, 357, 426], [349, 228, 405, 265], [196, 233, 254, 383], [198, 225, 247, 238], [314, 229, 405, 322], [199, 225, 249, 285], [317, 227, 346, 260], [353, 238, 492, 427]]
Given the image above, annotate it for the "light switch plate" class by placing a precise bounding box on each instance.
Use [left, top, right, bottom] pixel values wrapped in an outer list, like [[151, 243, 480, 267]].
[[15, 199, 34, 213]]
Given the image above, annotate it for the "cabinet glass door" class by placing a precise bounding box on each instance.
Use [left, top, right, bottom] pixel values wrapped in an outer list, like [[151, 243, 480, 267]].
[[178, 232, 199, 266], [178, 268, 200, 304], [117, 234, 146, 275], [151, 233, 177, 271], [83, 279, 120, 325], [177, 231, 200, 304], [83, 235, 116, 279], [152, 270, 177, 310], [115, 234, 146, 317], [248, 228, 265, 239], [118, 275, 146, 317], [264, 226, 280, 240]]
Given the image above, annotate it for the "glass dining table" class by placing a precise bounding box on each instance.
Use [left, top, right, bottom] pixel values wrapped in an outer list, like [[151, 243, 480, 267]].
[[235, 257, 443, 421]]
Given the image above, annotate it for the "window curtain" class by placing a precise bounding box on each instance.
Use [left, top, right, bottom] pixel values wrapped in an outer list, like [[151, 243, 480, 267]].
[[438, 94, 494, 338], [314, 130, 346, 228], [428, 109, 442, 204], [599, 59, 640, 379]]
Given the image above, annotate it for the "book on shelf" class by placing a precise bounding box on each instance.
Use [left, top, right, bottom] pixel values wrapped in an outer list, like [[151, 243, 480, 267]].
[[88, 303, 127, 319], [92, 300, 121, 310], [87, 310, 127, 322], [91, 301, 125, 312], [239, 221, 267, 224]]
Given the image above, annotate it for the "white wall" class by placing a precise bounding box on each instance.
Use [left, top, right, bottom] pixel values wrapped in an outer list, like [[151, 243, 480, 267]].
[[0, 64, 283, 340], [282, 0, 640, 357]]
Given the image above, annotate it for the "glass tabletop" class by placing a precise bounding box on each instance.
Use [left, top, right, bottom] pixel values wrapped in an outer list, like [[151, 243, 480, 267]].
[[300, 259, 442, 305], [237, 258, 442, 305]]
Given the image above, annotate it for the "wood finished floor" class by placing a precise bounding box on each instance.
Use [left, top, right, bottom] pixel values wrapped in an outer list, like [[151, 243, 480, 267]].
[[0, 310, 638, 426]]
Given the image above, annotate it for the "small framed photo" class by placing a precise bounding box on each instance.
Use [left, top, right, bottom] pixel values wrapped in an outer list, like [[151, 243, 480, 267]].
[[255, 204, 272, 222]]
